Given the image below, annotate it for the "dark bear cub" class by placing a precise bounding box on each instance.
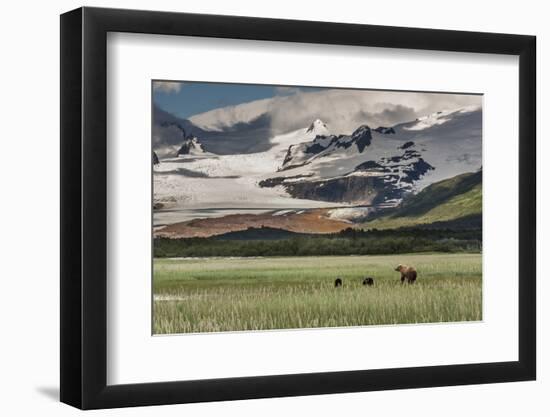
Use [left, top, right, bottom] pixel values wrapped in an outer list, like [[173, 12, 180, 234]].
[[334, 278, 343, 288], [362, 277, 374, 286]]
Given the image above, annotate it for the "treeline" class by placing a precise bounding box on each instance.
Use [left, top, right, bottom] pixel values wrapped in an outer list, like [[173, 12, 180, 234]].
[[331, 227, 481, 240], [154, 228, 482, 258]]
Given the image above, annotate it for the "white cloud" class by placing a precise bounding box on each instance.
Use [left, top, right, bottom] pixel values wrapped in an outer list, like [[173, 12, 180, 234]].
[[153, 81, 182, 94], [189, 97, 274, 131], [189, 88, 481, 135], [273, 86, 301, 96]]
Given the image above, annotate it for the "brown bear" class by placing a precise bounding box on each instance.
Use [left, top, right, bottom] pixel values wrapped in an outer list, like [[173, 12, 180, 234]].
[[395, 264, 417, 284]]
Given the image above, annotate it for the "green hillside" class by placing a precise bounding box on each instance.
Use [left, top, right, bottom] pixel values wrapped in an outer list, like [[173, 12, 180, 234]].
[[361, 170, 482, 230]]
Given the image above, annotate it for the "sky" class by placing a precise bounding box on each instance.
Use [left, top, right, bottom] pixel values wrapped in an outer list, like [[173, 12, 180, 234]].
[[153, 81, 321, 120], [153, 80, 482, 137]]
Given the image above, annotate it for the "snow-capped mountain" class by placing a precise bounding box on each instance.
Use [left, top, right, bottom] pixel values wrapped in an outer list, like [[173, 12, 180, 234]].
[[153, 105, 275, 156], [306, 118, 330, 135], [258, 107, 481, 206], [177, 135, 206, 156], [405, 109, 460, 131], [261, 140, 434, 205], [280, 124, 372, 171], [153, 107, 481, 225], [153, 107, 206, 158], [158, 121, 209, 157], [152, 119, 343, 222]]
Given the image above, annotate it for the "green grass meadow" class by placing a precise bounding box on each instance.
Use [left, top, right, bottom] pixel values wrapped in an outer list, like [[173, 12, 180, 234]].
[[153, 253, 482, 334]]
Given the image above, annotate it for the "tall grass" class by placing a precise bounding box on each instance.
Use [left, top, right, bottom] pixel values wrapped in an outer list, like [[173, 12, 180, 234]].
[[153, 254, 482, 334]]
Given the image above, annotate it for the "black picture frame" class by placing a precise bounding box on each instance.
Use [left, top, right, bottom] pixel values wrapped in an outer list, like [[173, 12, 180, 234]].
[[60, 6, 536, 410]]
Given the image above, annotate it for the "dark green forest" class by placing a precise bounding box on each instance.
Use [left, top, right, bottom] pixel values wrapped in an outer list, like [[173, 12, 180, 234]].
[[154, 227, 482, 258]]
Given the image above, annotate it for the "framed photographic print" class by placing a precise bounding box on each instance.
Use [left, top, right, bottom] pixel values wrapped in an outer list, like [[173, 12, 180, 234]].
[[60, 7, 536, 409]]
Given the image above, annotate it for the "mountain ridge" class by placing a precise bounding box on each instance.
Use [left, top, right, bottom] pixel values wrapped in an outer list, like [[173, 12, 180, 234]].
[[359, 170, 482, 229], [153, 106, 482, 227]]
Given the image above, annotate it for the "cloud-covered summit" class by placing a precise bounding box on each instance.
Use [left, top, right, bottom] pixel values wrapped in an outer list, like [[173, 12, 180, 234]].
[[188, 88, 481, 135]]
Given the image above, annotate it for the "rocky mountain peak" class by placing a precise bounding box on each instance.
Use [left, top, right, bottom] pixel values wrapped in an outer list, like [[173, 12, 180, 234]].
[[306, 119, 329, 135], [177, 135, 206, 156], [349, 125, 372, 152], [374, 126, 396, 134]]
